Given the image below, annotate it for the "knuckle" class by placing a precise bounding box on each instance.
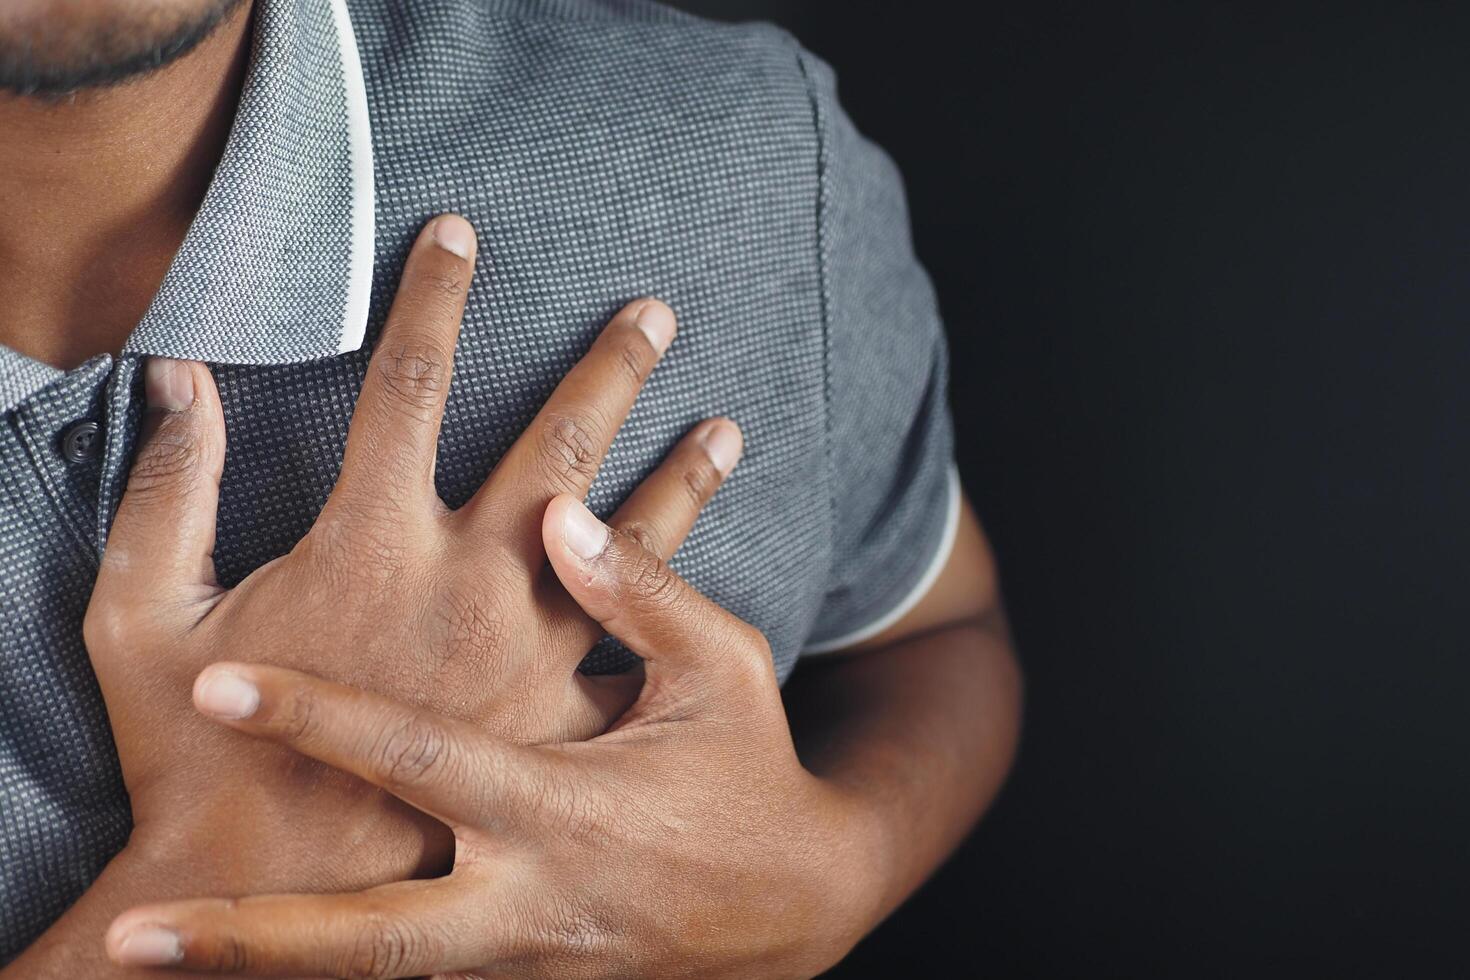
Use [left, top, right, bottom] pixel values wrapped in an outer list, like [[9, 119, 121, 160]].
[[679, 454, 720, 508], [343, 915, 439, 980], [82, 586, 175, 654], [126, 426, 201, 501], [537, 412, 603, 490], [739, 621, 773, 660], [372, 715, 452, 790], [615, 518, 662, 555], [302, 515, 357, 571], [532, 773, 600, 840], [373, 340, 449, 416], [82, 598, 140, 654], [203, 933, 250, 974], [566, 789, 625, 849], [611, 332, 653, 387], [419, 267, 467, 302], [407, 268, 470, 329], [310, 506, 412, 583], [622, 544, 679, 607], [278, 685, 324, 743], [726, 624, 774, 686]]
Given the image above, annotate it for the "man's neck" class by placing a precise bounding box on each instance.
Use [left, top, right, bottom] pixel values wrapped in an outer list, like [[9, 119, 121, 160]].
[[0, 2, 253, 370]]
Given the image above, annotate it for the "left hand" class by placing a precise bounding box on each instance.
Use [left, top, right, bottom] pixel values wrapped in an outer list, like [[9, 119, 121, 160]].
[[105, 494, 884, 979]]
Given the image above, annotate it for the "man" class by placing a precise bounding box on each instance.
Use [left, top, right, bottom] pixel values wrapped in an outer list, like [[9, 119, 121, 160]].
[[0, 0, 1021, 975]]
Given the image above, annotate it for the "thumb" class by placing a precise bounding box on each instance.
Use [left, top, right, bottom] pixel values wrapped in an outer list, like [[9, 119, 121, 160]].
[[542, 494, 775, 697], [95, 358, 227, 614]]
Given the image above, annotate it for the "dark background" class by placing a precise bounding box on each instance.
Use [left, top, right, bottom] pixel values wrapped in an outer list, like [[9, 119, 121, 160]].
[[668, 2, 1470, 977]]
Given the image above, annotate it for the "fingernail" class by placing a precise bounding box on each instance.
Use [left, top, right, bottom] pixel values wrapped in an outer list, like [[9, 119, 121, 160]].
[[634, 301, 676, 356], [195, 670, 260, 720], [432, 214, 476, 260], [562, 499, 610, 561], [701, 420, 743, 477], [112, 926, 183, 966], [143, 358, 195, 412]]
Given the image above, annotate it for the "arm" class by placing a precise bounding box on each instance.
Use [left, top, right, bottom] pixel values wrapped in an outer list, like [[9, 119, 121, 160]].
[[773, 45, 1020, 934], [786, 48, 1016, 911], [783, 494, 1022, 931], [2, 217, 735, 977], [97, 491, 1019, 978]]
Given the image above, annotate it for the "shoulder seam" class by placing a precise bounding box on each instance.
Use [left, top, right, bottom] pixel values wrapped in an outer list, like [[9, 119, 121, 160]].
[[792, 43, 839, 611]]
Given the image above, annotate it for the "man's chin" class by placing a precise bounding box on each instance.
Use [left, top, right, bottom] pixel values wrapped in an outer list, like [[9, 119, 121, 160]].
[[0, 0, 247, 97]]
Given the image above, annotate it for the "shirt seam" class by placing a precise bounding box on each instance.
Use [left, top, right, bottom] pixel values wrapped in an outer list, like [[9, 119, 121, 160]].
[[792, 43, 839, 637], [801, 461, 962, 654]]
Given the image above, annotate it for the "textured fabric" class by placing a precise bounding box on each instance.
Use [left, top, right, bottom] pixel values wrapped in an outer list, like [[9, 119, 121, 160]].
[[0, 0, 956, 960], [124, 0, 365, 363], [800, 51, 957, 646], [0, 347, 62, 416]]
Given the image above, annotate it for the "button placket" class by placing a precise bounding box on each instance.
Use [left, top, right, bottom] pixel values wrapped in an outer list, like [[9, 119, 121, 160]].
[[10, 356, 116, 561], [93, 356, 144, 554]]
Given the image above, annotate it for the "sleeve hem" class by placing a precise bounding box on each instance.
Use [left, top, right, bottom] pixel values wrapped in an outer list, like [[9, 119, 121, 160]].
[[801, 461, 963, 655]]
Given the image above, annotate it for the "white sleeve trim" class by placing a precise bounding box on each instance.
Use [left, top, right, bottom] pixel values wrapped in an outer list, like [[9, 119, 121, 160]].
[[329, 0, 377, 355], [802, 461, 963, 655]]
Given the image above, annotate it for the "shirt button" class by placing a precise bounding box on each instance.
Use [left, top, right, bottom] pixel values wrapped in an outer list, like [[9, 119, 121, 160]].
[[61, 421, 102, 463]]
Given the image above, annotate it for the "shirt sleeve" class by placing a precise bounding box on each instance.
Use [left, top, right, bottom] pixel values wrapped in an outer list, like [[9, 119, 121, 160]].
[[798, 48, 963, 656]]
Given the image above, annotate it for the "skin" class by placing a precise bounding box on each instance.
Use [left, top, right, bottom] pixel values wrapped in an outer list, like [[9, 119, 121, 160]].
[[98, 491, 1018, 978], [0, 0, 245, 95], [0, 2, 1024, 976], [33, 216, 1014, 980], [6, 215, 754, 976], [0, 0, 251, 367]]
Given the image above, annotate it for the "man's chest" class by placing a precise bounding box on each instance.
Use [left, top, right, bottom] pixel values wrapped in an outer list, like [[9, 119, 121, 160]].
[[0, 280, 836, 960], [204, 280, 834, 677]]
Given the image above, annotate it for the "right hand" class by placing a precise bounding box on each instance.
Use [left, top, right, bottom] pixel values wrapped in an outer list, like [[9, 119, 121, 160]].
[[82, 214, 744, 891]]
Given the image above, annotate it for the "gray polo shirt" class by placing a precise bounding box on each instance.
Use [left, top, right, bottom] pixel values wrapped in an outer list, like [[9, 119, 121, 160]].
[[0, 0, 959, 959]]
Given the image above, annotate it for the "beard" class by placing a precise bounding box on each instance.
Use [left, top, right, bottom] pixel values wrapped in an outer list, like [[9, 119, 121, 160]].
[[0, 0, 248, 97]]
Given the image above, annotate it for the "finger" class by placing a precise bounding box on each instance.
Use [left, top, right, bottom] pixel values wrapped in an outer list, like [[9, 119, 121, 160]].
[[191, 662, 554, 829], [541, 494, 772, 690], [330, 214, 477, 516], [106, 878, 493, 976], [546, 417, 743, 664], [608, 417, 743, 557], [461, 298, 676, 558], [94, 359, 225, 613]]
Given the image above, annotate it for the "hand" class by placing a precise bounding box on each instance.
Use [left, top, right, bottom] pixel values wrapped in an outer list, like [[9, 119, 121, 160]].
[[84, 214, 744, 890], [104, 494, 882, 978]]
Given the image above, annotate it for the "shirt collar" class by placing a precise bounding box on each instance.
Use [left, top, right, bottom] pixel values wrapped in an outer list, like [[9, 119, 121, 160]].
[[0, 347, 63, 416], [127, 0, 376, 364], [0, 0, 376, 414]]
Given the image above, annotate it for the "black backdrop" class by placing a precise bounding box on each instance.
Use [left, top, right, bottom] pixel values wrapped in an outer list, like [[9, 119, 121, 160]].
[[665, 2, 1469, 977]]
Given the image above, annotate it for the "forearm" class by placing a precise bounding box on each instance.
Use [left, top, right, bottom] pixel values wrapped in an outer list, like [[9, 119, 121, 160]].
[[784, 615, 1023, 928]]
